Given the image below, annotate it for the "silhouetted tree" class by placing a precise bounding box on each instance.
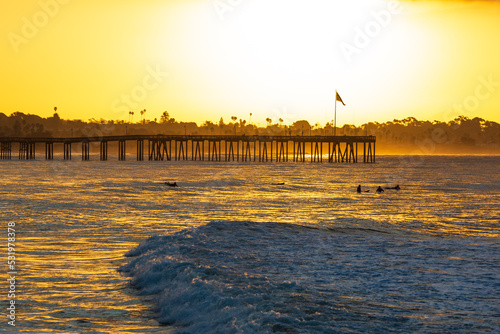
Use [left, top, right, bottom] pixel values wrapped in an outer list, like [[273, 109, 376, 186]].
[[140, 109, 146, 124], [13, 120, 22, 136], [160, 111, 170, 124]]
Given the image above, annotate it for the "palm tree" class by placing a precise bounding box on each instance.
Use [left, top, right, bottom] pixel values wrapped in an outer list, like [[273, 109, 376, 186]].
[[266, 118, 272, 126], [160, 111, 170, 123], [140, 109, 146, 124]]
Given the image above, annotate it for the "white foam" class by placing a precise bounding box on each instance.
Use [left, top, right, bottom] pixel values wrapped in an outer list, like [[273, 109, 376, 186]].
[[121, 221, 500, 333]]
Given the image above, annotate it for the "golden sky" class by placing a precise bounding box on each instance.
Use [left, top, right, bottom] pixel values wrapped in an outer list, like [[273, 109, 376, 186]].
[[1, 0, 499, 126]]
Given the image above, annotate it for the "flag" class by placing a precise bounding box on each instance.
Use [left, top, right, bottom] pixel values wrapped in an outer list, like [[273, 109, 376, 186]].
[[336, 91, 345, 106]]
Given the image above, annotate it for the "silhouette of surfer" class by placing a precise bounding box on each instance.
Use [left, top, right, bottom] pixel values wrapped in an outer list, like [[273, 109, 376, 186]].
[[357, 185, 370, 193], [384, 185, 401, 190], [165, 182, 179, 187], [376, 186, 384, 193]]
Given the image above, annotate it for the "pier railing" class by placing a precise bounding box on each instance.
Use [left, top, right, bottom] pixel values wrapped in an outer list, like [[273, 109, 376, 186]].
[[0, 135, 376, 163]]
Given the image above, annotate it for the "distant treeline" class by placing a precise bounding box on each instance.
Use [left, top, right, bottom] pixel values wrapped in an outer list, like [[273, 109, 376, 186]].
[[1, 112, 499, 154]]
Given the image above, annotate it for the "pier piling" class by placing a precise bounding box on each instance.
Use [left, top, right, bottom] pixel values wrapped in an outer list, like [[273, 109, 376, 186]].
[[100, 141, 108, 161], [45, 142, 53, 160], [1, 142, 12, 160], [82, 142, 90, 161], [63, 142, 72, 160]]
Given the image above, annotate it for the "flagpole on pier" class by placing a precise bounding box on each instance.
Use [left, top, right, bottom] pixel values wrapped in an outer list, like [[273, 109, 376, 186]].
[[334, 90, 345, 136], [334, 90, 337, 136]]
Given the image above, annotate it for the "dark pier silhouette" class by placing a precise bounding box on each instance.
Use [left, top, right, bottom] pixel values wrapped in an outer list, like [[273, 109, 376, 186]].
[[0, 135, 376, 163]]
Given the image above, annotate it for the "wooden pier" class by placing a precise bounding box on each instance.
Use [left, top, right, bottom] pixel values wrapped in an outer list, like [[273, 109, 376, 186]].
[[0, 135, 376, 163]]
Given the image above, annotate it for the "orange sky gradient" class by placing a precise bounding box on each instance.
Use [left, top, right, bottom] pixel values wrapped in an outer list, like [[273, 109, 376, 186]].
[[1, 0, 499, 126]]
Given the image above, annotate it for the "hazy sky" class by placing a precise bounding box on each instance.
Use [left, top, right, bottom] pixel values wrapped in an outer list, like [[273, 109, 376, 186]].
[[1, 0, 499, 126]]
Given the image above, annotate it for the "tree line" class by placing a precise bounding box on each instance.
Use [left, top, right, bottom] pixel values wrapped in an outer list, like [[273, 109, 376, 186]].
[[1, 111, 499, 154]]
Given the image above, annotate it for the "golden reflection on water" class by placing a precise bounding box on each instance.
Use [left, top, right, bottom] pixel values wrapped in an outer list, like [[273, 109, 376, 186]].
[[2, 157, 499, 332], [18, 227, 175, 333]]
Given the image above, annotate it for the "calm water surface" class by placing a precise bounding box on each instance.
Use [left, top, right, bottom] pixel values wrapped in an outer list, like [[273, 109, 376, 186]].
[[0, 155, 499, 333]]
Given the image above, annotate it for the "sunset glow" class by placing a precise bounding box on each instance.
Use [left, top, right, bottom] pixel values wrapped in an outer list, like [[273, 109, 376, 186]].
[[1, 0, 499, 125]]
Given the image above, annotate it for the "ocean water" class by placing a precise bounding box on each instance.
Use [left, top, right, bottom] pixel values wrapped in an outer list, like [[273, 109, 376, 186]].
[[1, 155, 499, 333]]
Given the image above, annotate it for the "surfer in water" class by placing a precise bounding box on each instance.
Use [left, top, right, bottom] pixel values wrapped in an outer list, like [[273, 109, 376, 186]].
[[165, 182, 179, 187], [376, 186, 384, 193], [385, 185, 401, 190], [357, 185, 370, 193]]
